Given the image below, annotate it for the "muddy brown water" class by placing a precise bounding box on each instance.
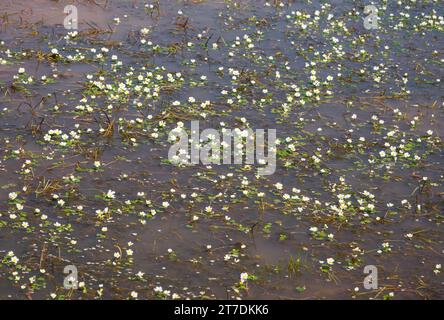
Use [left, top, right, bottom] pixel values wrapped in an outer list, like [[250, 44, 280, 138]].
[[0, 0, 443, 299]]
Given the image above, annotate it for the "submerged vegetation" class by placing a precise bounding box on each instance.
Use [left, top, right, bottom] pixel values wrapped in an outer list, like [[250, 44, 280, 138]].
[[0, 0, 443, 299]]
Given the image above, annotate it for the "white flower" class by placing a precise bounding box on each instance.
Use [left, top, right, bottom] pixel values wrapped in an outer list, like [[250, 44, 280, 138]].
[[130, 291, 138, 298], [274, 182, 283, 190], [240, 272, 249, 283], [326, 258, 335, 265], [8, 192, 18, 200], [18, 68, 25, 74], [105, 190, 116, 199]]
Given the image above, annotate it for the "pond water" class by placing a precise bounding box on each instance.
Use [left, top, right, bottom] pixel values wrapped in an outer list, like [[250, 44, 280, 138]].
[[0, 0, 443, 299]]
